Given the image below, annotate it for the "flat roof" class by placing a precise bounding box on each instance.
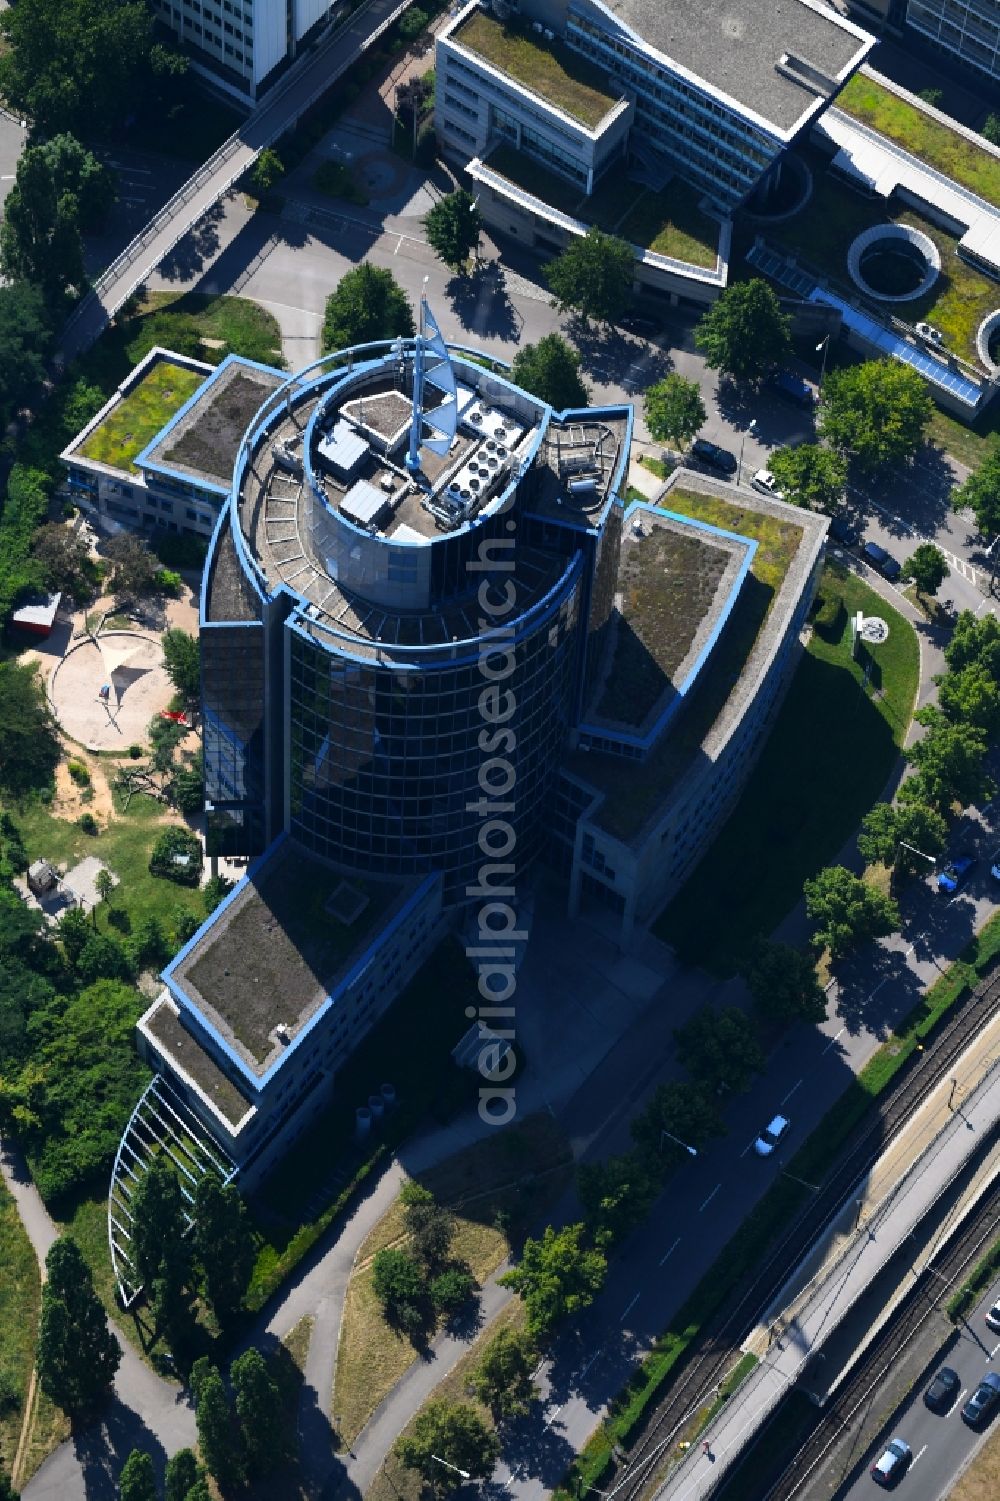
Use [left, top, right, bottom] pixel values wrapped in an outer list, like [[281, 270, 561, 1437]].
[[168, 841, 413, 1076], [140, 355, 284, 491], [597, 0, 874, 134], [452, 9, 621, 128], [144, 999, 253, 1128], [75, 356, 207, 473]]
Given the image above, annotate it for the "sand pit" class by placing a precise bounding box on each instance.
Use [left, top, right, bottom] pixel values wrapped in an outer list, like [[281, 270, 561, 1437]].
[[49, 632, 170, 751]]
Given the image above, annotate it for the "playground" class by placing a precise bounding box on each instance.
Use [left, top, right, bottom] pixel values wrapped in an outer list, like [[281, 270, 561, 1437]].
[[48, 631, 170, 751]]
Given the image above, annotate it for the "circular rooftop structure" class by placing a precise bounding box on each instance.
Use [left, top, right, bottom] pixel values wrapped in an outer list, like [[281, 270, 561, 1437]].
[[847, 224, 941, 303]]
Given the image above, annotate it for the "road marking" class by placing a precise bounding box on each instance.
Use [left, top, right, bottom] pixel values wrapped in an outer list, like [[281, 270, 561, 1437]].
[[578, 1351, 600, 1379], [780, 1079, 803, 1106], [822, 1026, 845, 1054], [740, 1139, 754, 1157], [123, 196, 147, 205], [620, 1293, 641, 1323], [699, 1183, 721, 1212], [868, 977, 889, 1002], [990, 1339, 1000, 1359], [659, 1237, 681, 1266], [865, 496, 915, 536], [543, 1404, 564, 1429], [913, 1444, 927, 1466], [394, 234, 403, 254], [954, 1389, 968, 1410]]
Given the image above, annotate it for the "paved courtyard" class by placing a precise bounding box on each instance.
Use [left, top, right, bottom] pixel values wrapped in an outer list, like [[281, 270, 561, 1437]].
[[49, 632, 169, 750]]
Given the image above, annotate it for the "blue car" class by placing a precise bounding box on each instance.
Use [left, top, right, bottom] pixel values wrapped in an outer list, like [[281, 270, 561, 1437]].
[[937, 854, 976, 894], [862, 541, 902, 582]]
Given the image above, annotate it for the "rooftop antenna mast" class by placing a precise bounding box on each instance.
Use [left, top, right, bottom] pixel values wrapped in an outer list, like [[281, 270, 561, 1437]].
[[407, 278, 459, 483]]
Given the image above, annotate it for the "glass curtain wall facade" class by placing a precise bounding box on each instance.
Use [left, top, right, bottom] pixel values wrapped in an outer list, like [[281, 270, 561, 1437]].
[[907, 0, 1000, 82]]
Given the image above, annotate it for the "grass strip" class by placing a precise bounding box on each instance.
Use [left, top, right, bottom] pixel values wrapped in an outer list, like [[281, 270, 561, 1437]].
[[946, 1230, 1000, 1322], [556, 910, 1000, 1501]]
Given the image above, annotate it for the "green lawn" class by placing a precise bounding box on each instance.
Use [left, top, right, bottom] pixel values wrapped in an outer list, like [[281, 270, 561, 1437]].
[[77, 361, 205, 473], [454, 12, 618, 126], [484, 144, 720, 268], [837, 74, 1000, 209], [10, 792, 207, 940], [0, 1185, 40, 1481], [654, 563, 919, 972], [762, 151, 999, 366]]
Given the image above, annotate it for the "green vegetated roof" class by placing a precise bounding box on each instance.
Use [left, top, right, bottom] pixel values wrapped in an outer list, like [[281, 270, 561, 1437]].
[[485, 143, 720, 268], [760, 146, 998, 367], [574, 490, 803, 843], [837, 74, 1000, 209], [77, 360, 206, 474], [454, 11, 619, 127], [182, 847, 399, 1068]]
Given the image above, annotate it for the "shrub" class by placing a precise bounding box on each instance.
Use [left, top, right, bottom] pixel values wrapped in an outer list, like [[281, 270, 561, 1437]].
[[157, 568, 183, 597], [151, 532, 208, 569], [77, 811, 98, 835], [128, 743, 143, 759], [149, 826, 203, 885], [66, 759, 91, 786]]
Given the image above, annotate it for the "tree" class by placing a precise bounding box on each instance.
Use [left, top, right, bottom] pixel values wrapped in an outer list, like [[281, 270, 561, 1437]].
[[372, 1247, 427, 1323], [694, 279, 791, 384], [674, 1007, 765, 1095], [767, 444, 846, 512], [193, 1175, 256, 1324], [984, 114, 1000, 147], [577, 1152, 659, 1248], [510, 334, 589, 410], [0, 661, 60, 798], [429, 1266, 476, 1318], [423, 189, 482, 272], [38, 1236, 120, 1411], [104, 532, 159, 605], [904, 705, 992, 812], [629, 1079, 726, 1159], [119, 1450, 156, 1501], [904, 543, 948, 600], [165, 1450, 203, 1501], [945, 608, 1000, 676], [0, 0, 156, 137], [127, 914, 169, 973], [76, 931, 132, 985], [149, 826, 203, 885], [469, 1326, 538, 1420], [128, 1157, 192, 1306], [803, 865, 900, 958], [162, 629, 200, 702], [858, 800, 948, 877], [741, 939, 826, 1027], [0, 281, 52, 423], [498, 1223, 606, 1339], [643, 375, 706, 451], [321, 263, 415, 354], [251, 148, 283, 194], [171, 753, 205, 817], [194, 1363, 242, 1489], [231, 1348, 285, 1475], [0, 153, 82, 304], [401, 1180, 454, 1270], [937, 661, 1000, 736], [545, 227, 635, 324], [30, 523, 93, 601], [396, 1400, 500, 1492], [951, 441, 1000, 539], [818, 360, 932, 471], [95, 868, 115, 908]]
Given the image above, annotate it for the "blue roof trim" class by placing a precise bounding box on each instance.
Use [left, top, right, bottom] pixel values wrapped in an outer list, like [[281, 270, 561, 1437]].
[[160, 834, 439, 1091], [578, 501, 757, 752]]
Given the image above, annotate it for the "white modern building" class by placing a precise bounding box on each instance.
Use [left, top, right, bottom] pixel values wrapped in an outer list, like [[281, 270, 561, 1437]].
[[437, 0, 876, 213], [149, 0, 344, 101]]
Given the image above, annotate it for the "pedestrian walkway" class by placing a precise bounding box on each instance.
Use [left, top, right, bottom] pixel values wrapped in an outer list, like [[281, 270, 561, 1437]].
[[656, 1019, 1000, 1501]]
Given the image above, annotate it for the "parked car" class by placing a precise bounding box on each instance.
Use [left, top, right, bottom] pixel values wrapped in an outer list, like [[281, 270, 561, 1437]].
[[915, 321, 944, 345], [619, 314, 658, 336], [689, 438, 737, 476], [986, 1298, 1000, 1332], [769, 369, 818, 409], [924, 1366, 961, 1412], [991, 861, 1000, 882], [751, 469, 784, 498], [962, 1371, 1000, 1427], [936, 854, 976, 894], [753, 1114, 790, 1157], [870, 1438, 912, 1487], [829, 515, 860, 548], [862, 541, 902, 582]]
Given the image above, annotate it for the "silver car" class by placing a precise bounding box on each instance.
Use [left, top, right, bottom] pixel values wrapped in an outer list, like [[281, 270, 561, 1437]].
[[754, 1114, 790, 1157]]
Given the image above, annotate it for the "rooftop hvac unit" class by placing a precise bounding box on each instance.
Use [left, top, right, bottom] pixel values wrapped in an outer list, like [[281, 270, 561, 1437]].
[[531, 20, 543, 33], [568, 476, 597, 496], [543, 28, 555, 40]]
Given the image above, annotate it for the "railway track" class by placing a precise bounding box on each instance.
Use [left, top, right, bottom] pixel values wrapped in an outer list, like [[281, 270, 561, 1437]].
[[600, 969, 1000, 1501], [728, 1173, 1000, 1501]]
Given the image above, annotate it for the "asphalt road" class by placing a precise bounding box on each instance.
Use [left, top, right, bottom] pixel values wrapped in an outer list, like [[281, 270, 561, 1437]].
[[841, 1278, 1000, 1501]]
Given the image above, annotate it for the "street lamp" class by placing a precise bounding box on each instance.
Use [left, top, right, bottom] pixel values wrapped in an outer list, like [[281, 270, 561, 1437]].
[[431, 1455, 471, 1481], [660, 1128, 698, 1157], [737, 418, 758, 487], [816, 334, 831, 389], [897, 840, 937, 871]]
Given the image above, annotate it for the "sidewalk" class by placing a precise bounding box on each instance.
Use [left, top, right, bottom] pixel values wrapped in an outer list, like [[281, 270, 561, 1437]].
[[656, 1025, 1000, 1501]]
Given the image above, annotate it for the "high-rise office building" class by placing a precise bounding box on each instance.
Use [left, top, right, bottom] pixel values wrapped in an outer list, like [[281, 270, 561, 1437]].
[[906, 0, 1000, 84]]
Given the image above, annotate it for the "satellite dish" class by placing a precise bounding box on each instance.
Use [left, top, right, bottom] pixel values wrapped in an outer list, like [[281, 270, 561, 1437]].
[[860, 616, 889, 644]]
